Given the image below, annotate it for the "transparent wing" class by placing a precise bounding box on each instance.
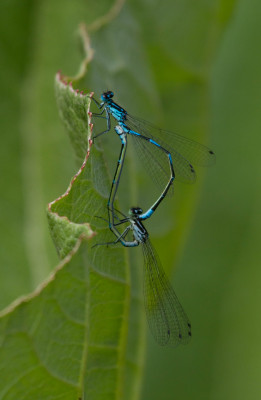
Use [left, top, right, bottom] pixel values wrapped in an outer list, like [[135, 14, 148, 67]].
[[127, 113, 215, 183], [130, 129, 196, 185], [131, 133, 175, 194], [142, 239, 191, 346]]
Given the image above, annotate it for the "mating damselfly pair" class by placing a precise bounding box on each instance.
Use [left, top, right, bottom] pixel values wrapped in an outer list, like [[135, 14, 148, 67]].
[[92, 91, 215, 346]]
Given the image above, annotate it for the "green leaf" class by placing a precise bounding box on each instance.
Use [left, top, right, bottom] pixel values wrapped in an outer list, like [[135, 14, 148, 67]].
[[0, 69, 144, 399], [0, 239, 128, 400], [50, 76, 145, 400]]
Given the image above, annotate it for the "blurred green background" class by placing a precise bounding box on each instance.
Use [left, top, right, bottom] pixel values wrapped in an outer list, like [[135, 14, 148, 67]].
[[1, 0, 261, 399]]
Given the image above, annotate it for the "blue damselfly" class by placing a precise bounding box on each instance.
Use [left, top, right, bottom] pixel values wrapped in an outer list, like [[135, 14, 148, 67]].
[[92, 91, 215, 218]]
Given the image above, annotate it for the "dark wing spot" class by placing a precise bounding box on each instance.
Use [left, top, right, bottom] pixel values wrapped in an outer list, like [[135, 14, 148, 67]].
[[209, 150, 214, 154], [190, 164, 195, 173], [179, 333, 182, 339]]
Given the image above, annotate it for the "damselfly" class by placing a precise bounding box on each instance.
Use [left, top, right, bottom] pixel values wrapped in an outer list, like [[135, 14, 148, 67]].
[[92, 91, 215, 218], [95, 204, 191, 346], [94, 125, 191, 346]]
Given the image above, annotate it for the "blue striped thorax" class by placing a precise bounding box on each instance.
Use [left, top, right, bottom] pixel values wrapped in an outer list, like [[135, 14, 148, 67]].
[[101, 91, 127, 122]]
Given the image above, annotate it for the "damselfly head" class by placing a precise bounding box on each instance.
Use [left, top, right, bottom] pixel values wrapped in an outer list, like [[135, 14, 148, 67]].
[[129, 207, 143, 217], [101, 91, 114, 101]]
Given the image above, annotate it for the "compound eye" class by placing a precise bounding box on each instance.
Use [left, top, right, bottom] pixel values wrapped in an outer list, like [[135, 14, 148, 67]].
[[102, 91, 113, 99], [130, 207, 143, 215]]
